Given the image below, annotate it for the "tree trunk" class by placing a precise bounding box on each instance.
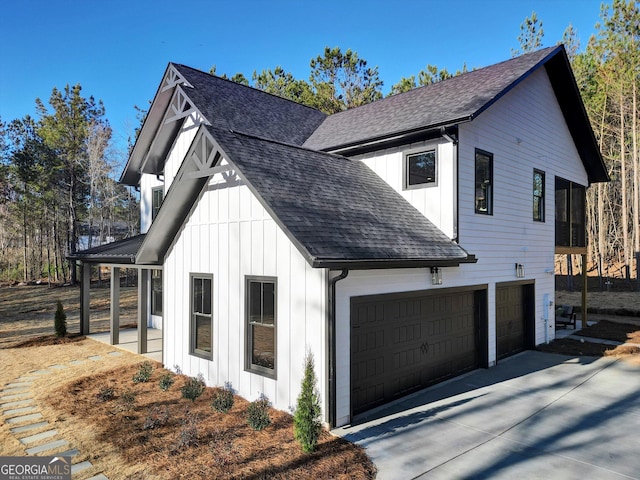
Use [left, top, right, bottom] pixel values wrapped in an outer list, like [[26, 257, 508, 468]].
[[632, 81, 639, 289], [620, 93, 630, 281]]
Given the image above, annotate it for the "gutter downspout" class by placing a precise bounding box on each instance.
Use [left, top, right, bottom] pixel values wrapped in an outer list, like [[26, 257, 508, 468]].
[[327, 268, 349, 428]]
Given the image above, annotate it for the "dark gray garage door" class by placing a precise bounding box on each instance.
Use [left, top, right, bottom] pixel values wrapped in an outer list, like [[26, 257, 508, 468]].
[[496, 284, 526, 360], [351, 289, 479, 416]]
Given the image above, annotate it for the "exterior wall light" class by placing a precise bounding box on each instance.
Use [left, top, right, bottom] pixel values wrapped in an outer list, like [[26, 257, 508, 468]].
[[516, 263, 525, 278], [431, 267, 442, 285]]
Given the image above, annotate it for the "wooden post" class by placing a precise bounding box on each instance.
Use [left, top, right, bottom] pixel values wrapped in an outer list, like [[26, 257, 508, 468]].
[[110, 266, 120, 345], [582, 253, 588, 329], [138, 268, 149, 354], [80, 263, 90, 335]]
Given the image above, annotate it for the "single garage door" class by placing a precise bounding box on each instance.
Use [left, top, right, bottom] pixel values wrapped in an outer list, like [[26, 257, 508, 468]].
[[496, 283, 533, 360], [351, 288, 480, 416]]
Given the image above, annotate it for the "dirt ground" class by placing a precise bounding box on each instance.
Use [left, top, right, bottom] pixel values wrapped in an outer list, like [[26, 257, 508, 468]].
[[0, 284, 137, 348]]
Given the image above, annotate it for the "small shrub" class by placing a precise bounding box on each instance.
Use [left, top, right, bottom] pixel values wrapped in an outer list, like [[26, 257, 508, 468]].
[[174, 364, 182, 375], [143, 405, 170, 430], [209, 435, 240, 466], [133, 361, 153, 384], [181, 373, 205, 402], [246, 394, 271, 431], [175, 413, 199, 450], [54, 300, 67, 337], [159, 372, 175, 391], [96, 386, 115, 402], [293, 351, 322, 453], [211, 382, 235, 413], [119, 389, 137, 411]]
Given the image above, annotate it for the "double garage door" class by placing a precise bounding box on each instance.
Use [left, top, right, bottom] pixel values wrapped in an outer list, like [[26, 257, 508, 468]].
[[351, 283, 532, 416], [351, 288, 482, 416]]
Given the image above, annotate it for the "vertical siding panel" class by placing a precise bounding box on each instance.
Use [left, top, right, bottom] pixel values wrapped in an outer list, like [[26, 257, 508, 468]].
[[276, 231, 291, 408], [217, 223, 229, 382], [227, 221, 241, 389]]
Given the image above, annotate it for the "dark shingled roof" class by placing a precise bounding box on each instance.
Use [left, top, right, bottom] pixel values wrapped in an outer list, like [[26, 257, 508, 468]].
[[303, 47, 559, 151], [209, 128, 472, 268], [69, 234, 146, 264], [174, 64, 326, 146]]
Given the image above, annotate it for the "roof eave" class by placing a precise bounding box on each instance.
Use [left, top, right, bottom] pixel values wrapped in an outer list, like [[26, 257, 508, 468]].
[[312, 254, 478, 270]]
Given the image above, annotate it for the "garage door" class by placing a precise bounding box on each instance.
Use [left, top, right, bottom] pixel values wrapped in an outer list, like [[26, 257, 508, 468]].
[[495, 284, 526, 360], [351, 289, 479, 416]]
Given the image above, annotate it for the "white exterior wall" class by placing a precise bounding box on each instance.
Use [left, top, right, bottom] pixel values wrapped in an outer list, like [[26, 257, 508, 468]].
[[334, 68, 590, 427], [140, 114, 202, 233], [355, 140, 456, 238], [163, 163, 328, 417]]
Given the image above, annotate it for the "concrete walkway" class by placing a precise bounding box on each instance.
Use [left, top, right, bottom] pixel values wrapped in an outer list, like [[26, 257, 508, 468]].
[[88, 327, 162, 363], [334, 351, 640, 479], [0, 352, 129, 480]]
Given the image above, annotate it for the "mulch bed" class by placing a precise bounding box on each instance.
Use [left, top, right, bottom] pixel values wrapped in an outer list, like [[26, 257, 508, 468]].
[[10, 334, 87, 348], [539, 320, 640, 357], [48, 363, 376, 480]]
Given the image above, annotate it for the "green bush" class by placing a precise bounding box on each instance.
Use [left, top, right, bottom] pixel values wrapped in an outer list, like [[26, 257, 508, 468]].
[[54, 300, 67, 337], [246, 394, 271, 431], [181, 373, 205, 402], [211, 382, 235, 413], [119, 389, 137, 411], [293, 351, 322, 453], [159, 372, 175, 391], [133, 361, 153, 384]]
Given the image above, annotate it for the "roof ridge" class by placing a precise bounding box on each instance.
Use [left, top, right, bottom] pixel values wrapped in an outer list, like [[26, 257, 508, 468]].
[[172, 63, 327, 116], [324, 45, 561, 120]]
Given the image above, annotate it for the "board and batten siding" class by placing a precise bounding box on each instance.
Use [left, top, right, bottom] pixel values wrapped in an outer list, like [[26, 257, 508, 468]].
[[162, 161, 329, 418], [354, 140, 456, 239], [333, 67, 591, 427]]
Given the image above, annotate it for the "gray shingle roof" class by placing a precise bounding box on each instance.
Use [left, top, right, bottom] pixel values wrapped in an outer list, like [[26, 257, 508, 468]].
[[174, 64, 326, 146], [210, 127, 472, 268], [69, 234, 146, 264], [303, 47, 559, 151]]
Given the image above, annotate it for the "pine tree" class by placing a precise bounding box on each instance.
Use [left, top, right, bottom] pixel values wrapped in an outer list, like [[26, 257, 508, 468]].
[[54, 300, 67, 337], [293, 350, 322, 453]]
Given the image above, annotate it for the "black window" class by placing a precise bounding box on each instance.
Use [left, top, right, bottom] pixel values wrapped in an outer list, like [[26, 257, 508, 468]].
[[245, 277, 276, 378], [533, 169, 545, 222], [151, 269, 162, 316], [555, 177, 586, 247], [405, 150, 436, 188], [475, 149, 493, 215], [190, 273, 213, 359], [152, 187, 164, 221]]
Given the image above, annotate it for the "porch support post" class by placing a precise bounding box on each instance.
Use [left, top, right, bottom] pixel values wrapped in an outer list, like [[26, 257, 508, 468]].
[[80, 263, 90, 335], [582, 253, 588, 328], [138, 268, 149, 354], [110, 267, 120, 345]]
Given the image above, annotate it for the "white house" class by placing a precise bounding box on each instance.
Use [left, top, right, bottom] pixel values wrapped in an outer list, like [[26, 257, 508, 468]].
[[72, 46, 608, 428]]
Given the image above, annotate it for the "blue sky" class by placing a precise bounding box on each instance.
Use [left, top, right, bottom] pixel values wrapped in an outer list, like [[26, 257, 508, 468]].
[[1, 0, 605, 162]]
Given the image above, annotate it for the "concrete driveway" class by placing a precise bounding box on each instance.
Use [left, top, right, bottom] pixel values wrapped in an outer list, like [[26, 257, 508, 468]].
[[334, 351, 640, 479]]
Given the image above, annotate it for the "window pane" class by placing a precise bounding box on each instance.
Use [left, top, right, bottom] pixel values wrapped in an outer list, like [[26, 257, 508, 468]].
[[193, 278, 203, 314], [202, 278, 212, 315], [249, 281, 262, 323], [262, 282, 275, 325], [475, 151, 492, 214], [533, 171, 544, 221], [252, 324, 274, 369], [195, 314, 212, 353], [407, 151, 436, 186]]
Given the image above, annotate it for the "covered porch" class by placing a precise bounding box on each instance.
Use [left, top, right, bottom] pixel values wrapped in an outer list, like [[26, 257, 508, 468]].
[[70, 235, 163, 364]]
